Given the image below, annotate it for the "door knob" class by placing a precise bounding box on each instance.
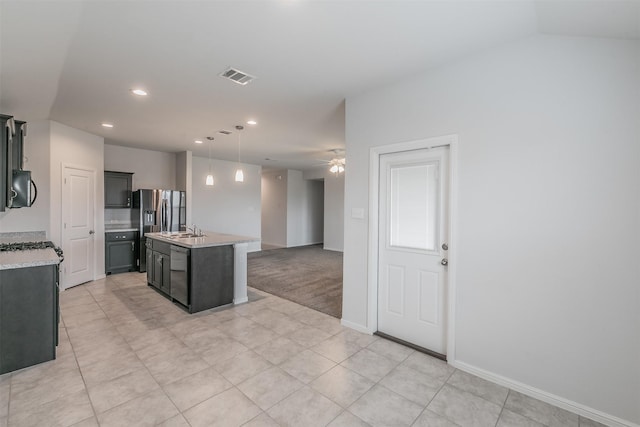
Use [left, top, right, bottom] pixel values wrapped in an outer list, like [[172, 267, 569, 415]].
[[441, 258, 448, 266], [442, 243, 448, 250], [89, 230, 95, 235]]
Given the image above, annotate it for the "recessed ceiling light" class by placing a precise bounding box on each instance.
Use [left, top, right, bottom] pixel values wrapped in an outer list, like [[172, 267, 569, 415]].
[[131, 89, 148, 96], [194, 140, 203, 144], [101, 123, 114, 128], [247, 120, 257, 125]]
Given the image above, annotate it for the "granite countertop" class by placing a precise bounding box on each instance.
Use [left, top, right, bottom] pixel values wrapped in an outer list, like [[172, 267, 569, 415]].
[[0, 248, 60, 270], [146, 231, 259, 249]]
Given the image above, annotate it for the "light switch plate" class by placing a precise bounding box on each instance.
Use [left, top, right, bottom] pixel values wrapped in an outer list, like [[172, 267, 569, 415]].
[[351, 208, 365, 219]]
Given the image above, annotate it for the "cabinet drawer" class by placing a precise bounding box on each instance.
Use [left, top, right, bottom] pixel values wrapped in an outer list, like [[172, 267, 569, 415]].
[[153, 240, 171, 255], [105, 231, 137, 241]]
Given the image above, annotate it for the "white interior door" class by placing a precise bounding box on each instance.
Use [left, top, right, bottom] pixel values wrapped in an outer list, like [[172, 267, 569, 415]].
[[62, 167, 95, 289], [378, 147, 449, 354]]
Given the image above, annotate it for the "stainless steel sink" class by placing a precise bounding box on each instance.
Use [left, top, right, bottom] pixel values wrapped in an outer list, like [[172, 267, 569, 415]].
[[165, 232, 205, 239]]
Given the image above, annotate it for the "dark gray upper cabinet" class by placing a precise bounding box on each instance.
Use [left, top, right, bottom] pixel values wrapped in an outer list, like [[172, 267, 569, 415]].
[[1, 114, 26, 212], [11, 120, 26, 171], [0, 114, 10, 212], [104, 171, 133, 208]]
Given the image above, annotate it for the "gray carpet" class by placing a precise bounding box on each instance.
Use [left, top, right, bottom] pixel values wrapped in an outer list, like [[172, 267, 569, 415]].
[[247, 244, 343, 318]]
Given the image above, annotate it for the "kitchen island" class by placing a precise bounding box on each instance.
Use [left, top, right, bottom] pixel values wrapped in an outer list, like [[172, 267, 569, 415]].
[[145, 231, 258, 313]]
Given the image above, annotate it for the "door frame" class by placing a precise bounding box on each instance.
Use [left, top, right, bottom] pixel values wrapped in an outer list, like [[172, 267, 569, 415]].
[[367, 134, 459, 360], [60, 163, 98, 290]]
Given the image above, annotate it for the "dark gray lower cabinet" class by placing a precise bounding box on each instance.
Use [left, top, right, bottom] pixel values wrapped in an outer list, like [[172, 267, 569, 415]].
[[0, 264, 58, 374], [105, 231, 138, 274], [146, 239, 171, 295], [189, 245, 234, 313], [145, 238, 234, 313]]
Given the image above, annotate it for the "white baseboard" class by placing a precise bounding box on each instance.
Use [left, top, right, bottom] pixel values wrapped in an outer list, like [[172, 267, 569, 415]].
[[323, 246, 344, 252], [451, 360, 639, 427], [95, 273, 106, 280], [233, 297, 249, 305], [340, 318, 373, 335]]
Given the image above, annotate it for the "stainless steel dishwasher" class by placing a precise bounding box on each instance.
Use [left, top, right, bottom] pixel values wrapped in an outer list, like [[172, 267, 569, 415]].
[[170, 245, 189, 307]]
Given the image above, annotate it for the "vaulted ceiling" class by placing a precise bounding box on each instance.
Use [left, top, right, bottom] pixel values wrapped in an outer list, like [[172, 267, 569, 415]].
[[1, 1, 637, 170]]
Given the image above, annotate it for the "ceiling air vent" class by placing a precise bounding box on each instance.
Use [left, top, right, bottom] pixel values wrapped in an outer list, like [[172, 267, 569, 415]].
[[219, 67, 255, 86]]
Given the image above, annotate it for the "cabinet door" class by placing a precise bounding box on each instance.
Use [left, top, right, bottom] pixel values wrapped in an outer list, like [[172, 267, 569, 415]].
[[0, 115, 10, 212], [161, 253, 171, 295], [0, 265, 56, 374], [146, 249, 154, 284], [11, 121, 25, 171], [152, 253, 163, 290], [105, 240, 136, 273], [104, 172, 133, 208]]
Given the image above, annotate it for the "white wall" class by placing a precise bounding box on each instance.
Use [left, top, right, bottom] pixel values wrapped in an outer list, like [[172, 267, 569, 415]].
[[49, 121, 105, 280], [286, 170, 323, 247], [323, 173, 344, 252], [104, 144, 176, 190], [0, 120, 50, 234], [344, 35, 640, 425], [191, 156, 261, 252], [261, 170, 288, 247], [175, 151, 192, 226]]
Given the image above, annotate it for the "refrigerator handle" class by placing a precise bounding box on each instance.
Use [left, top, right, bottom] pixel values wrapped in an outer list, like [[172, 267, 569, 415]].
[[162, 199, 168, 232]]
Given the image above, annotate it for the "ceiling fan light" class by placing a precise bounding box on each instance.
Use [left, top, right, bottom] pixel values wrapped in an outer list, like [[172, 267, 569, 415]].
[[206, 174, 214, 186], [330, 165, 339, 174], [235, 169, 244, 182], [338, 165, 344, 173]]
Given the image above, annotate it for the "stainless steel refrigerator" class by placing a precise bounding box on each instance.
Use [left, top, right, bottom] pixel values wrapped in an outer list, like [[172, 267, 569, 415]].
[[133, 189, 186, 272]]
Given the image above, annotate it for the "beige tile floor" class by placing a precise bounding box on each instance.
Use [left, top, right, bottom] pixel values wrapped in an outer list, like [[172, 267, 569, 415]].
[[0, 272, 605, 427]]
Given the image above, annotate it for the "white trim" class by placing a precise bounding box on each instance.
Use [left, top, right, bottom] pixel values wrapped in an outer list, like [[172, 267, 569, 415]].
[[367, 134, 458, 360], [322, 246, 344, 252], [341, 318, 374, 334], [451, 360, 639, 427]]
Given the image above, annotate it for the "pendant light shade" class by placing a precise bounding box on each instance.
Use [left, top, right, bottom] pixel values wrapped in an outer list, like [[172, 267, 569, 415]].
[[235, 125, 244, 182], [206, 137, 214, 186]]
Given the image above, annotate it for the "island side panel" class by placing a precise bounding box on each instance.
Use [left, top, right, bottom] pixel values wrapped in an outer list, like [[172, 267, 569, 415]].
[[189, 245, 234, 313], [233, 243, 249, 304]]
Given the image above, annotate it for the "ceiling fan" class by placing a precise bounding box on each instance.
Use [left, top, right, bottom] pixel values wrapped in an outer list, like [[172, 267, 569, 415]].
[[314, 149, 346, 175]]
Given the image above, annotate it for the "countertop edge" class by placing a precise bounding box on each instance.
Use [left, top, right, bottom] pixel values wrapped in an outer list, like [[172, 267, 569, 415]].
[[0, 248, 61, 270], [146, 231, 259, 249]]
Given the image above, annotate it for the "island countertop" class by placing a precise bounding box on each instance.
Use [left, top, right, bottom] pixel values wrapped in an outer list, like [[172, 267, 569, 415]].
[[145, 231, 259, 249]]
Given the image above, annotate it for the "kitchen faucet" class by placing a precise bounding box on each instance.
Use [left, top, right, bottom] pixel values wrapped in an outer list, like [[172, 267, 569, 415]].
[[186, 224, 202, 236]]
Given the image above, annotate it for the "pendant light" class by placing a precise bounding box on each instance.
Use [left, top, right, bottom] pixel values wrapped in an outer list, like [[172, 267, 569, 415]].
[[234, 125, 244, 182], [206, 137, 214, 186]]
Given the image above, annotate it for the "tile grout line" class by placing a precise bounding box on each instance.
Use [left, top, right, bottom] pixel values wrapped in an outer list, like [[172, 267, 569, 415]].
[[75, 276, 174, 425], [62, 286, 107, 425], [493, 389, 510, 427]]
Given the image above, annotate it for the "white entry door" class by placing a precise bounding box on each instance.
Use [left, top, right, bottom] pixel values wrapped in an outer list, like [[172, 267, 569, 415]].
[[62, 167, 95, 289], [378, 147, 449, 354]]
